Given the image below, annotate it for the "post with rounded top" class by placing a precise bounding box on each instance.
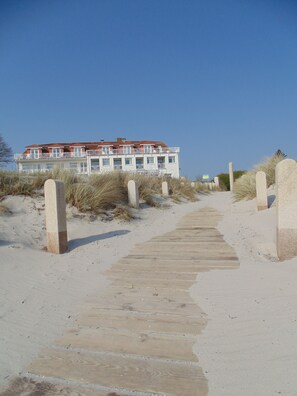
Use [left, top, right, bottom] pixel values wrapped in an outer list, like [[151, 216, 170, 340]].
[[44, 179, 68, 254], [276, 159, 297, 261], [162, 181, 169, 197], [214, 177, 219, 188], [256, 171, 268, 211], [128, 180, 139, 208], [229, 162, 234, 192]]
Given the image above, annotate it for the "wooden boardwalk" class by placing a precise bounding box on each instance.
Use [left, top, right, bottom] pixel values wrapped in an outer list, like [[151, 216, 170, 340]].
[[2, 207, 239, 396]]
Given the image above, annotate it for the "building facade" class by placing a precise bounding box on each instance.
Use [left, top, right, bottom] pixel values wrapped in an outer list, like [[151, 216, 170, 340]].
[[14, 138, 180, 178]]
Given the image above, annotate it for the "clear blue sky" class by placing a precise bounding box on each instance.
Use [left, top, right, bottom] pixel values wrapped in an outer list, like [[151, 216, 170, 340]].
[[1, 0, 297, 179]]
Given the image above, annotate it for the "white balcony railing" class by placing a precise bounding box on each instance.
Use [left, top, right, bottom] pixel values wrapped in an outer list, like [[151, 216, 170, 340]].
[[14, 147, 180, 161], [87, 147, 180, 157], [14, 152, 88, 160]]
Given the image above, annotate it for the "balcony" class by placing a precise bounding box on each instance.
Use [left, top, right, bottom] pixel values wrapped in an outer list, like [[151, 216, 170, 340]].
[[14, 147, 180, 161], [14, 152, 88, 160], [87, 147, 180, 157]]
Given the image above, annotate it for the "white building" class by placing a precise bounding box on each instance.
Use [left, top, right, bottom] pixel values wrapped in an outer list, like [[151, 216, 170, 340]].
[[14, 138, 180, 178]]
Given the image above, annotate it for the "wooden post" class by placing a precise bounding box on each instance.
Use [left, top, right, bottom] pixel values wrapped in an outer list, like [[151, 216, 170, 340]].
[[128, 180, 139, 208], [162, 181, 169, 196], [276, 159, 297, 260], [256, 171, 268, 211], [45, 179, 68, 254], [229, 162, 234, 192]]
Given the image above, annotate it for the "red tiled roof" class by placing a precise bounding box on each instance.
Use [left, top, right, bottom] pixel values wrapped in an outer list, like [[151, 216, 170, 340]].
[[25, 140, 168, 150]]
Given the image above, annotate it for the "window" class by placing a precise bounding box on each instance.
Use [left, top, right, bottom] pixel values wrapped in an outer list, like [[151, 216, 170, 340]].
[[147, 157, 154, 164], [123, 146, 132, 154], [136, 158, 144, 169], [125, 158, 132, 165], [91, 159, 100, 171], [169, 156, 176, 163], [102, 158, 110, 166], [80, 162, 87, 173], [69, 162, 77, 171], [74, 147, 82, 157], [113, 158, 122, 170], [102, 146, 111, 155], [46, 163, 54, 171], [143, 145, 152, 153], [52, 148, 61, 158], [30, 149, 39, 159]]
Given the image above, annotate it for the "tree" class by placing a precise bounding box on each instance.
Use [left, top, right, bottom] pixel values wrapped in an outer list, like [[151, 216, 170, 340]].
[[0, 134, 13, 166]]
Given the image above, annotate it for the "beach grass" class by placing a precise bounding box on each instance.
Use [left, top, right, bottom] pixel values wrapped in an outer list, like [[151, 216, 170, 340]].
[[233, 153, 284, 201], [0, 170, 199, 218]]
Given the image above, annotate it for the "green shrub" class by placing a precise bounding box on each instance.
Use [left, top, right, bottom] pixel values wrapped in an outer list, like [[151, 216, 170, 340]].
[[217, 171, 246, 191]]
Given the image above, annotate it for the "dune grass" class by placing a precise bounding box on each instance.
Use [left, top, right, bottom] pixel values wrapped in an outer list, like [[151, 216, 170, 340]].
[[233, 153, 284, 201], [0, 169, 199, 218]]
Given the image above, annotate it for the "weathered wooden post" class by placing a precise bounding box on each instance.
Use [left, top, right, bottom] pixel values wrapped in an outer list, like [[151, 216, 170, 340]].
[[128, 180, 139, 208], [256, 171, 268, 211], [162, 181, 169, 197], [276, 159, 297, 261], [214, 177, 219, 188], [229, 162, 234, 192], [44, 179, 68, 254]]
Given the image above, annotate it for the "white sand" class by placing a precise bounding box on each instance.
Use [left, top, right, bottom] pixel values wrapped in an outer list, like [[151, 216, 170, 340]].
[[0, 195, 205, 388], [2, 191, 297, 395], [192, 192, 297, 396]]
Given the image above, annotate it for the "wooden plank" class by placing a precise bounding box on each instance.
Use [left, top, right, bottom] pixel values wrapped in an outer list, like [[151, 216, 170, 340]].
[[106, 269, 196, 281], [56, 327, 197, 361], [81, 297, 203, 317], [116, 258, 239, 267], [77, 309, 206, 335], [28, 349, 208, 395], [110, 277, 194, 290], [127, 252, 238, 260], [110, 261, 239, 272]]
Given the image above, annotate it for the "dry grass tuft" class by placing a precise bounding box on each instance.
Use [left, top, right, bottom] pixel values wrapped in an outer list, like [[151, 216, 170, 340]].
[[169, 178, 198, 202], [233, 153, 284, 201], [113, 205, 135, 221], [0, 203, 11, 216]]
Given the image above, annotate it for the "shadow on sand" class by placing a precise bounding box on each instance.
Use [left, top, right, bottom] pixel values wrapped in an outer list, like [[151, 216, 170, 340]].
[[68, 229, 130, 251], [268, 194, 276, 208]]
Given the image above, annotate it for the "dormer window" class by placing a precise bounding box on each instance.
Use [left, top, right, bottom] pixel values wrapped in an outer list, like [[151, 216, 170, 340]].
[[102, 146, 112, 155], [74, 147, 82, 157], [30, 149, 39, 159], [123, 145, 132, 154], [52, 148, 61, 158], [143, 145, 152, 154]]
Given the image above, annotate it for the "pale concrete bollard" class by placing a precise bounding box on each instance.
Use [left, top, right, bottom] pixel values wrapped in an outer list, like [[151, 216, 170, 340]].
[[276, 159, 297, 261], [214, 177, 219, 188], [44, 179, 68, 254], [256, 171, 268, 211], [229, 162, 234, 191], [128, 180, 139, 208], [191, 182, 195, 188], [162, 181, 169, 196]]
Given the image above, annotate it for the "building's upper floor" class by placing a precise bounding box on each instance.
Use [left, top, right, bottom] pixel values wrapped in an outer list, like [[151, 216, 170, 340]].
[[14, 137, 179, 160]]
